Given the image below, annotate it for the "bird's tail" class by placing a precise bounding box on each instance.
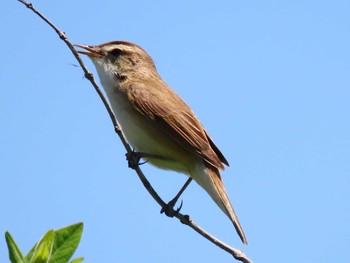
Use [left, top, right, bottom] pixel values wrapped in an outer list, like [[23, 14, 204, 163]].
[[190, 162, 248, 244]]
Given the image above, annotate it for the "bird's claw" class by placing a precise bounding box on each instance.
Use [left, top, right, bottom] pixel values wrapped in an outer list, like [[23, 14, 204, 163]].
[[125, 150, 148, 169], [160, 200, 183, 217]]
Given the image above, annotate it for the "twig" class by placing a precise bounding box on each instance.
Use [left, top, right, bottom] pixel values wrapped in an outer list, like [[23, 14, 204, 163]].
[[17, 1, 253, 262]]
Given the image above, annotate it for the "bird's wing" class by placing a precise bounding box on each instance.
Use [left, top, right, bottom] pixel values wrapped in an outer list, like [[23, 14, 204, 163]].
[[127, 81, 229, 170]]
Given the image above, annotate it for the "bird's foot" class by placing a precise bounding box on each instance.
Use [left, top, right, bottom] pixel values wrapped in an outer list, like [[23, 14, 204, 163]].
[[126, 150, 172, 169], [125, 150, 148, 169], [160, 199, 183, 217]]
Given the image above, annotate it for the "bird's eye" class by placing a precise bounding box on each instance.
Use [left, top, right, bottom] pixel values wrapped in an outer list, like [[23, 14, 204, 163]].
[[110, 49, 123, 58]]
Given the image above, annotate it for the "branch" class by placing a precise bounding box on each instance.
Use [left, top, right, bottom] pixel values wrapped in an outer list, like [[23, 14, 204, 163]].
[[17, 1, 253, 262]]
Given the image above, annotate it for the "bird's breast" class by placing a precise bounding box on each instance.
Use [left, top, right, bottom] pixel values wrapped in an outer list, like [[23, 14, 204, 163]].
[[93, 62, 196, 173]]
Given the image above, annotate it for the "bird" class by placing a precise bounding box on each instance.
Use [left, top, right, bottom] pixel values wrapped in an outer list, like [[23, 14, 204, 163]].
[[75, 41, 247, 244]]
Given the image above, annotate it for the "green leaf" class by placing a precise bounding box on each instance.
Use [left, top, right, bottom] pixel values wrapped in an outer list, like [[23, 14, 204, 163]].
[[25, 242, 36, 262], [68, 257, 84, 263], [5, 232, 26, 263], [48, 223, 83, 263], [30, 230, 55, 263]]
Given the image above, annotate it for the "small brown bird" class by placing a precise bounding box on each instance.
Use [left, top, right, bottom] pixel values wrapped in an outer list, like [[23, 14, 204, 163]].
[[75, 41, 247, 244]]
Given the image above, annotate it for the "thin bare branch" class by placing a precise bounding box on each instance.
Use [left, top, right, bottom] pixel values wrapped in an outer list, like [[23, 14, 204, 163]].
[[17, 1, 252, 262]]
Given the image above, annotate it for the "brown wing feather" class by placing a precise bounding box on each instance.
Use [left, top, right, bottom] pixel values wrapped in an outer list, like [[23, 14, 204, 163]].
[[204, 130, 229, 167], [127, 81, 227, 170]]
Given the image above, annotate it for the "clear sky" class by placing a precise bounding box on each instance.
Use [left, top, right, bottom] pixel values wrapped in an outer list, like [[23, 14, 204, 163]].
[[1, 1, 349, 262]]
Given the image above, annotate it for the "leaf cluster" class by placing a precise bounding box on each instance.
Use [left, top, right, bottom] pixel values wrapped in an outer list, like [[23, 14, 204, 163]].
[[5, 223, 84, 263]]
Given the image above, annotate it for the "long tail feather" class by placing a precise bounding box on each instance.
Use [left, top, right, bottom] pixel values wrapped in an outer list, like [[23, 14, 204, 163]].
[[190, 163, 248, 244]]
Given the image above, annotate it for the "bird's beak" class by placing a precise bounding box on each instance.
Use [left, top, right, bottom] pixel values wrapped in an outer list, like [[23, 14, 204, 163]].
[[74, 44, 103, 58]]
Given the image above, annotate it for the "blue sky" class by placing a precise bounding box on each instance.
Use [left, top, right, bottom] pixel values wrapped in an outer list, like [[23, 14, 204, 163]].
[[1, 1, 349, 262]]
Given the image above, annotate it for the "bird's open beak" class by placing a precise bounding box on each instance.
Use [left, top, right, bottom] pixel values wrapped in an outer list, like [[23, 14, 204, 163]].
[[74, 44, 103, 58]]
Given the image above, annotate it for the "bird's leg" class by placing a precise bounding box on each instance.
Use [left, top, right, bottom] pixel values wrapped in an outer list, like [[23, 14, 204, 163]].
[[161, 177, 193, 217], [126, 150, 192, 216], [125, 150, 168, 169]]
